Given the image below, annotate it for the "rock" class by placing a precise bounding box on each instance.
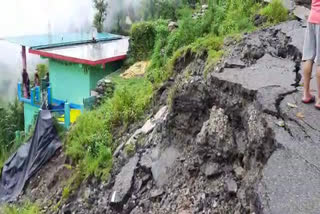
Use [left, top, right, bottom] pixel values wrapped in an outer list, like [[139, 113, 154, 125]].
[[253, 14, 267, 27], [140, 119, 155, 134], [168, 21, 178, 31], [293, 5, 310, 20], [196, 106, 229, 146], [234, 167, 245, 179], [140, 152, 152, 170], [111, 155, 139, 204], [202, 4, 208, 10], [151, 146, 180, 187], [94, 77, 115, 105], [213, 200, 218, 208], [154, 106, 169, 121], [142, 174, 151, 183], [225, 178, 238, 194], [201, 162, 221, 178], [150, 188, 164, 198], [83, 188, 91, 200], [224, 58, 246, 69], [130, 206, 143, 214]]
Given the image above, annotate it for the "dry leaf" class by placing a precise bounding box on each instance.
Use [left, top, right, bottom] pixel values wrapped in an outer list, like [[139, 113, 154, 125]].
[[296, 112, 304, 119], [287, 102, 297, 108]]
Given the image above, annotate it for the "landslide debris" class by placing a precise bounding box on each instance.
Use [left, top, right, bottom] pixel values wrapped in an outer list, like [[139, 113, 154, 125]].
[[18, 20, 320, 214]]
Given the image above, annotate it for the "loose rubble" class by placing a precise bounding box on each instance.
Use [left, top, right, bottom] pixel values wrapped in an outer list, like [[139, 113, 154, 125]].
[[16, 17, 320, 214], [94, 77, 115, 105]]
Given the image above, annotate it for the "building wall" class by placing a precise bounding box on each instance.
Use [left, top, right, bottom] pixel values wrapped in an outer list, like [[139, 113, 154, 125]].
[[49, 59, 123, 105], [89, 61, 123, 90], [49, 60, 90, 105], [24, 103, 39, 133]]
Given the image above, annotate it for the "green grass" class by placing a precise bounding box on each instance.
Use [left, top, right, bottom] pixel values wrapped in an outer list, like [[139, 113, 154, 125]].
[[124, 143, 136, 157], [261, 0, 289, 24], [65, 72, 153, 180], [0, 99, 24, 170], [1, 202, 41, 214]]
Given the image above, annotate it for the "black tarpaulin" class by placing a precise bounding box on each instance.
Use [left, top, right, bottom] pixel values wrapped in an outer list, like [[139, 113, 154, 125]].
[[0, 110, 61, 203]]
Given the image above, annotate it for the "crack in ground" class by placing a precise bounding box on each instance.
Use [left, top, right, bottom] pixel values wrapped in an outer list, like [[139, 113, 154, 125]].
[[291, 149, 320, 174], [287, 117, 316, 143]]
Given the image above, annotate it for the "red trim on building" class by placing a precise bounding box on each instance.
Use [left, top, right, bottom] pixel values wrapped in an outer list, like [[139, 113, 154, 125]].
[[29, 49, 126, 66]]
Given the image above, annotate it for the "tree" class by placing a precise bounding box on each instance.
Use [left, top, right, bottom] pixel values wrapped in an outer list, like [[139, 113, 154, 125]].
[[93, 0, 108, 33]]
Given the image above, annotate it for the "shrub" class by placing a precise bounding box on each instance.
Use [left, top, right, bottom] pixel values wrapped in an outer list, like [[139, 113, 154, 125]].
[[1, 202, 41, 214], [66, 73, 153, 180], [261, 0, 289, 24], [129, 22, 157, 62], [0, 99, 24, 170]]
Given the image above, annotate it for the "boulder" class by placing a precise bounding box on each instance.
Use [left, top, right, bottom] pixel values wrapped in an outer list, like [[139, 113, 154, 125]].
[[225, 178, 238, 194], [293, 5, 310, 20], [111, 155, 139, 204]]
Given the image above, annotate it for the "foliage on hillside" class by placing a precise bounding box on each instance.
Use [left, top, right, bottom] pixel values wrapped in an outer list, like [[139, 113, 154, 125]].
[[66, 72, 153, 179], [1, 202, 41, 214], [49, 0, 291, 203], [261, 0, 289, 24], [64, 0, 290, 182], [0, 99, 24, 169], [129, 0, 290, 83]]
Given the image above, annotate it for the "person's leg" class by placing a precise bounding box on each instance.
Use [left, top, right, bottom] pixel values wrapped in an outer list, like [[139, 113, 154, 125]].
[[302, 23, 316, 102], [316, 65, 320, 107], [315, 24, 320, 107], [316, 65, 320, 106], [303, 60, 314, 101]]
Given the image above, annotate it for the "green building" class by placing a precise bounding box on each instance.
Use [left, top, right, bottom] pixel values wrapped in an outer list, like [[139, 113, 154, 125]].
[[6, 33, 129, 132]]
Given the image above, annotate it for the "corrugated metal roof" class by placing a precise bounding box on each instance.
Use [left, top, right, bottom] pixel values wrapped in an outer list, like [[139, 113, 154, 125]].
[[5, 33, 121, 49]]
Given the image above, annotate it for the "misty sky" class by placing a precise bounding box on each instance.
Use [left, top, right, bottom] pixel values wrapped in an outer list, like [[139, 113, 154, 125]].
[[0, 0, 142, 101], [0, 0, 95, 101]]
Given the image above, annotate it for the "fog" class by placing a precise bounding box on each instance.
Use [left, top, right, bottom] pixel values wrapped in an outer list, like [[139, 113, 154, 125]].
[[0, 0, 95, 102], [0, 0, 145, 102]]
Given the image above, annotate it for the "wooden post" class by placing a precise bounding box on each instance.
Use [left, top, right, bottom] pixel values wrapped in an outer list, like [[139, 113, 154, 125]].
[[22, 46, 27, 71]]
